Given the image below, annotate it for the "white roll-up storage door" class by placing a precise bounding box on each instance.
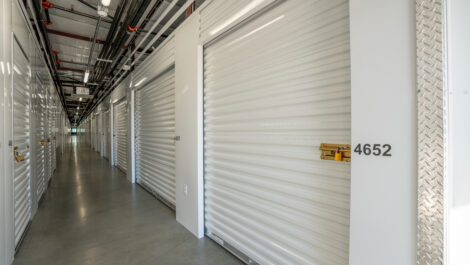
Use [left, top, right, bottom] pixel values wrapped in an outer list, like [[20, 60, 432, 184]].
[[135, 68, 176, 208], [113, 100, 127, 172], [203, 1, 351, 264], [35, 80, 46, 198], [12, 39, 32, 247]]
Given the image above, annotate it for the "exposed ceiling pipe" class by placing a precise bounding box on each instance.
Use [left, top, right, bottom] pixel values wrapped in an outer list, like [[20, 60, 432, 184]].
[[94, 0, 161, 81], [78, 0, 114, 19], [44, 8, 52, 24], [80, 0, 152, 121], [54, 4, 113, 23], [85, 16, 103, 83], [109, 0, 192, 89], [86, 0, 172, 107], [60, 60, 88, 66], [78, 0, 96, 10], [80, 1, 193, 122], [102, 0, 182, 90], [91, 0, 147, 81], [46, 28, 106, 44], [58, 66, 86, 73], [90, 0, 130, 81], [26, 0, 67, 110]]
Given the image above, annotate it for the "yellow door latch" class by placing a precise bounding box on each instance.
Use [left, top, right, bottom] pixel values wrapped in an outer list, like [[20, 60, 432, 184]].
[[13, 147, 25, 163], [319, 143, 351, 162], [38, 141, 46, 146]]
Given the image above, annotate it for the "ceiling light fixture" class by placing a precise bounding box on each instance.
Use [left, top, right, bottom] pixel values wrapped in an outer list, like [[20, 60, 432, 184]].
[[101, 0, 111, 7], [97, 3, 109, 17], [83, 70, 89, 83]]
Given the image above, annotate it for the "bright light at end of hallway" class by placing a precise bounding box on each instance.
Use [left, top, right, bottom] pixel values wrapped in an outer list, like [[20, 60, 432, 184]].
[[79, 207, 86, 218]]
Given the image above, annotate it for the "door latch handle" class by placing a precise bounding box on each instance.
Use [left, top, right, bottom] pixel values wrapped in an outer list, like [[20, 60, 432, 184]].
[[173, 136, 180, 141], [13, 147, 25, 163]]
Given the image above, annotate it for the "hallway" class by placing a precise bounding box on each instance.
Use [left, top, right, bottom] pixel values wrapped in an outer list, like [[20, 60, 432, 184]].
[[13, 138, 242, 265]]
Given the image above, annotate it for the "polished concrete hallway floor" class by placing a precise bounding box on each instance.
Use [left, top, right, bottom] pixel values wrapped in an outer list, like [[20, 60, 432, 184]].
[[13, 139, 242, 265]]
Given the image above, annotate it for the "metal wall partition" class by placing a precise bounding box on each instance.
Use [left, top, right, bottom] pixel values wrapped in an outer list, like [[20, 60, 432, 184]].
[[135, 68, 176, 208], [416, 0, 448, 263], [12, 38, 32, 247], [113, 99, 128, 172], [202, 0, 351, 264]]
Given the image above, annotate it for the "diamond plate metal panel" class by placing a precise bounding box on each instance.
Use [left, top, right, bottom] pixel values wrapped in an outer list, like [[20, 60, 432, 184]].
[[416, 0, 448, 264]]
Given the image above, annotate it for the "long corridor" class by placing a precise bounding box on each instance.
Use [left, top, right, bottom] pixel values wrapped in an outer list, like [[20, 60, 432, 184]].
[[13, 138, 242, 265]]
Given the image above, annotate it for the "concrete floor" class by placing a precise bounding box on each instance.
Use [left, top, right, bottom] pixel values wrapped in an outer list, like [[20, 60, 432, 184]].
[[13, 138, 243, 265]]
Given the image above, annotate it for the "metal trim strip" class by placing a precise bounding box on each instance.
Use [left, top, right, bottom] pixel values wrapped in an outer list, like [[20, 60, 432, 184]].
[[416, 0, 448, 264]]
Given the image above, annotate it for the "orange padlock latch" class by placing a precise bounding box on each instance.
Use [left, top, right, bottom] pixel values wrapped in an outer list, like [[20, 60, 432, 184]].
[[334, 148, 343, 161]]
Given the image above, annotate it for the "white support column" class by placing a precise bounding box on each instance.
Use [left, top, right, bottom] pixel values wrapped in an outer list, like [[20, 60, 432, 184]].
[[128, 89, 135, 183], [174, 13, 204, 238], [349, 1, 417, 264], [110, 103, 115, 166]]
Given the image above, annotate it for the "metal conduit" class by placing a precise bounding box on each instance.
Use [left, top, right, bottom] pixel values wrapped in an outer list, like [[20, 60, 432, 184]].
[[86, 16, 102, 82]]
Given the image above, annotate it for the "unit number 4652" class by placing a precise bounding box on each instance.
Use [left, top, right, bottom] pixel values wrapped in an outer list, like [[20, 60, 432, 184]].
[[354, 144, 392, 157]]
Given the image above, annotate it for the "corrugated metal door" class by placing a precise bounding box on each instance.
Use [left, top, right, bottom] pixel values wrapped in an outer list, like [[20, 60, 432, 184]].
[[113, 100, 127, 172], [203, 1, 351, 264], [12, 39, 32, 247], [35, 78, 46, 198], [135, 69, 176, 207]]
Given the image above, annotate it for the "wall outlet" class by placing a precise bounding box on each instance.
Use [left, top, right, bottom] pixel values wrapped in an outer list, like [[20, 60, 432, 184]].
[[184, 184, 188, 196]]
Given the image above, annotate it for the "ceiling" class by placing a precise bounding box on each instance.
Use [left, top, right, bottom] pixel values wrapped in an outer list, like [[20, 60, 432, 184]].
[[25, 0, 202, 124]]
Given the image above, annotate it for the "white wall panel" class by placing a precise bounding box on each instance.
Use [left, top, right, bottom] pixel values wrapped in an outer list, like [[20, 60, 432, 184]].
[[203, 1, 351, 264], [448, 0, 470, 263], [349, 1, 417, 264], [174, 13, 204, 238]]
